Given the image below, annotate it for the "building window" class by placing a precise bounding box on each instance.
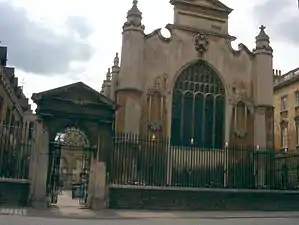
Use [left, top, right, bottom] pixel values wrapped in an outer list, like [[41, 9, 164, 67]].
[[295, 91, 299, 107], [171, 60, 225, 149], [281, 125, 288, 149], [281, 96, 287, 111]]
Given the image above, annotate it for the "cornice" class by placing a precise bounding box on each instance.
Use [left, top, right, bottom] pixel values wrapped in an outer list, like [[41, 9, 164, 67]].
[[166, 24, 236, 41]]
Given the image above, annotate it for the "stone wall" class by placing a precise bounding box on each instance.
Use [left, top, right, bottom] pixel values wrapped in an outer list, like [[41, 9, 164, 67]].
[[0, 179, 29, 206], [109, 187, 299, 211]]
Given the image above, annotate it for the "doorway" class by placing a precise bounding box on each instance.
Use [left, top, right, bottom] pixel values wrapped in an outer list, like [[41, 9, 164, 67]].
[[47, 127, 93, 208]]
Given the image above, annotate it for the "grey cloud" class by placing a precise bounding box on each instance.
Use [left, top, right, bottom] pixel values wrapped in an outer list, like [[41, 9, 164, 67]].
[[66, 16, 93, 39], [0, 2, 94, 75], [253, 0, 299, 45]]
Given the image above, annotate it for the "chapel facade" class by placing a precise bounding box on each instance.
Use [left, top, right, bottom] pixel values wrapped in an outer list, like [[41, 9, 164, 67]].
[[101, 0, 274, 149]]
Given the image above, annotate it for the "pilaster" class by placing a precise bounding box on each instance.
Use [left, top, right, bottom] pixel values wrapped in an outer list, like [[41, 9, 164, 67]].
[[115, 90, 142, 134], [87, 160, 107, 210], [29, 121, 49, 208], [254, 106, 267, 148], [225, 100, 233, 145]]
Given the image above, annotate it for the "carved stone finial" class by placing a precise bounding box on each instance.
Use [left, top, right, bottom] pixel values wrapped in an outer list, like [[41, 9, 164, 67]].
[[106, 68, 111, 81], [259, 25, 266, 32], [113, 53, 119, 67], [254, 25, 272, 54], [123, 0, 144, 31], [127, 0, 141, 17], [256, 25, 269, 40], [194, 33, 209, 57]]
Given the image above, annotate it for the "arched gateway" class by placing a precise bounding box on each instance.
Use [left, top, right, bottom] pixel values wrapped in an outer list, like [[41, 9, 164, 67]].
[[31, 82, 115, 207], [171, 60, 225, 149]]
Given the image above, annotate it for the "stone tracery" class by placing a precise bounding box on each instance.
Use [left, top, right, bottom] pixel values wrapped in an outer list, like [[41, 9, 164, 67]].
[[146, 74, 168, 133]]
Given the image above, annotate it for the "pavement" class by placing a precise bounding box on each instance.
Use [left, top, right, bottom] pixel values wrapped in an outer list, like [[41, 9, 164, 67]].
[[0, 216, 298, 225], [0, 191, 299, 222]]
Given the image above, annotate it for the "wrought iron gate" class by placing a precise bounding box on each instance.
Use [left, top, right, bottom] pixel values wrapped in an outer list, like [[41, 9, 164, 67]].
[[78, 149, 92, 205], [46, 142, 61, 204]]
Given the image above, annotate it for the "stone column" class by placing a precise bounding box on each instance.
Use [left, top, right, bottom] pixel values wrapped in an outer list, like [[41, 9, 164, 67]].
[[87, 160, 107, 210], [29, 122, 50, 208]]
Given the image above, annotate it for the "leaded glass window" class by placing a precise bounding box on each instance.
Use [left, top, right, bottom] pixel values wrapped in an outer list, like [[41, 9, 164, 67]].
[[171, 60, 225, 149]]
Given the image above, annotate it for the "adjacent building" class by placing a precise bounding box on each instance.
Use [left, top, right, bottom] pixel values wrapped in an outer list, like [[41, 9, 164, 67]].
[[0, 46, 32, 126], [273, 68, 299, 151], [0, 45, 35, 180]]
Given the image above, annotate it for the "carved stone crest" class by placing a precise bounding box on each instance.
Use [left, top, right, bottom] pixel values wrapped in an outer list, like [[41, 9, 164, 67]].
[[148, 120, 163, 132], [233, 128, 247, 139], [194, 33, 209, 57]]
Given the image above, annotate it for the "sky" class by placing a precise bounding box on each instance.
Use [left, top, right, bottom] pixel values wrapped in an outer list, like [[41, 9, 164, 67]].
[[0, 0, 298, 110]]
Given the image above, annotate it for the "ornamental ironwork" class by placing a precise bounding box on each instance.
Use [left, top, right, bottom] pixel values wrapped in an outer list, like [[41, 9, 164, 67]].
[[55, 127, 89, 147]]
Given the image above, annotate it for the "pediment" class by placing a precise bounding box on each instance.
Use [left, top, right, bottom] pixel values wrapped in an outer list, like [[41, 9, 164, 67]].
[[32, 82, 115, 108], [170, 0, 233, 14]]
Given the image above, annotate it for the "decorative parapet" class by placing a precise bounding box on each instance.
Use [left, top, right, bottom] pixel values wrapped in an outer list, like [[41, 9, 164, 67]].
[[273, 68, 299, 90]]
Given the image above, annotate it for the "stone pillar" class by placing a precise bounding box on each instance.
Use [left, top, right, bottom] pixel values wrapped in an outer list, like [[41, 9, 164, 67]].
[[166, 146, 173, 185], [225, 101, 233, 145], [29, 121, 49, 208], [254, 151, 268, 188], [87, 160, 107, 210]]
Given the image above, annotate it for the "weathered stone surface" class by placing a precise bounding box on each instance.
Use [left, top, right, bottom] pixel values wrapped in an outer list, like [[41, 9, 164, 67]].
[[109, 187, 299, 211]]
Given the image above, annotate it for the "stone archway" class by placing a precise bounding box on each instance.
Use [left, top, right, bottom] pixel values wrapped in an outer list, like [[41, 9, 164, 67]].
[[30, 82, 115, 208], [55, 127, 91, 191]]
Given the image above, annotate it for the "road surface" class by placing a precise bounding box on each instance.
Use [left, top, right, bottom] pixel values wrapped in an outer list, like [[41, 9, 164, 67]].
[[0, 216, 298, 225]]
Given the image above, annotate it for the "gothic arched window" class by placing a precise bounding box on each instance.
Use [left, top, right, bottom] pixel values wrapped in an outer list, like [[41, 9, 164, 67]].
[[171, 60, 225, 149]]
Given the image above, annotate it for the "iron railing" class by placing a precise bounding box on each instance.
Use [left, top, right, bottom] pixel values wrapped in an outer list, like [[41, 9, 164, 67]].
[[0, 122, 34, 180], [107, 133, 299, 191]]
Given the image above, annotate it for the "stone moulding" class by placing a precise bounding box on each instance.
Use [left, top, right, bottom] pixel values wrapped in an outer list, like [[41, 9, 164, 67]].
[[145, 27, 172, 43], [227, 42, 254, 58]]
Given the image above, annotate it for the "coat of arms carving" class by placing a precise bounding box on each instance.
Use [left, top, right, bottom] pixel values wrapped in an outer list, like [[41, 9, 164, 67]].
[[194, 33, 209, 57]]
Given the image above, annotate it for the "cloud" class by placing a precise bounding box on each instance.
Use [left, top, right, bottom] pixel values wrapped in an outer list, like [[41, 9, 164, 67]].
[[253, 0, 299, 45], [0, 1, 94, 75], [66, 16, 93, 39]]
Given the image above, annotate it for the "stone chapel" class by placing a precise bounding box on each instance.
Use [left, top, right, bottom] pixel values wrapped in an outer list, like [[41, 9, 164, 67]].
[[101, 0, 274, 149]]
